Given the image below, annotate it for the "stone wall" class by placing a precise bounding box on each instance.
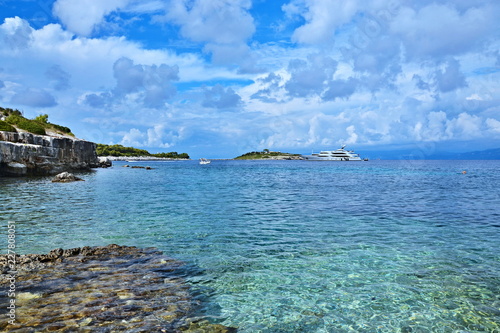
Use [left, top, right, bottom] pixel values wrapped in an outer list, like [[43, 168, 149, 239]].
[[0, 131, 99, 176]]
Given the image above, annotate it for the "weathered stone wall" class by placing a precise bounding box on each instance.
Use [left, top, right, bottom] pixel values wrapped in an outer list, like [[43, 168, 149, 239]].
[[0, 131, 99, 176]]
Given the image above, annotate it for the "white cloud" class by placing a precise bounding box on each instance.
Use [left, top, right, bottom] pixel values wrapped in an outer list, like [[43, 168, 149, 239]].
[[391, 3, 497, 60], [285, 53, 337, 97], [161, 0, 260, 72], [284, 0, 392, 44], [0, 16, 33, 50], [284, 0, 358, 44], [486, 118, 500, 134], [53, 0, 131, 36], [120, 128, 145, 147], [165, 0, 254, 44], [120, 124, 185, 148], [202, 84, 242, 109]]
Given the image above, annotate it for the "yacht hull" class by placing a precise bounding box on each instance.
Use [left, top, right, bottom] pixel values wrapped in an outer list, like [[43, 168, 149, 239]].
[[301, 155, 363, 161]]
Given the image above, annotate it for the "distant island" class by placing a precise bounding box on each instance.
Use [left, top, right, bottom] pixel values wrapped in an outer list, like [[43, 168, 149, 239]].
[[235, 149, 303, 160], [96, 144, 190, 159]]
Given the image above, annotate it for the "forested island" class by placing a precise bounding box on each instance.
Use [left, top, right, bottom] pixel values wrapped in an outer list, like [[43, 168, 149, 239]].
[[96, 144, 190, 159], [235, 149, 302, 160]]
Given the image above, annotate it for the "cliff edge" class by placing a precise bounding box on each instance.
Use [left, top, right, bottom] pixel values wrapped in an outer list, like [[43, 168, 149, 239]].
[[0, 131, 99, 176]]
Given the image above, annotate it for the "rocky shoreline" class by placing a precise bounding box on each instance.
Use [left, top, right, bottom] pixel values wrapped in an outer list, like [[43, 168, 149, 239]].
[[0, 131, 99, 176], [0, 244, 236, 332]]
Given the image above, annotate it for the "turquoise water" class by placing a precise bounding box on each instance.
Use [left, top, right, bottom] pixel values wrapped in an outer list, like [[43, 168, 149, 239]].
[[1, 160, 500, 332]]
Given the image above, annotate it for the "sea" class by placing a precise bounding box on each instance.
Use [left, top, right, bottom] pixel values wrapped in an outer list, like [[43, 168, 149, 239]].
[[1, 159, 499, 332]]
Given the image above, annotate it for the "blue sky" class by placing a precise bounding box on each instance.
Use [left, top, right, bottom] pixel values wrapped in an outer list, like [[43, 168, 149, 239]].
[[0, 0, 499, 158]]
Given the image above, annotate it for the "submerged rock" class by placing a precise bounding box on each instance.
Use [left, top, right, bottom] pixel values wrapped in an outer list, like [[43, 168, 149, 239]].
[[0, 244, 236, 332], [51, 171, 84, 183]]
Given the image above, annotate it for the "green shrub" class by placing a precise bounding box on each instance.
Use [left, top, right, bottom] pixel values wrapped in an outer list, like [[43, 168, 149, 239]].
[[35, 114, 49, 124], [5, 114, 23, 125], [50, 123, 73, 135], [17, 119, 46, 135], [0, 120, 17, 132]]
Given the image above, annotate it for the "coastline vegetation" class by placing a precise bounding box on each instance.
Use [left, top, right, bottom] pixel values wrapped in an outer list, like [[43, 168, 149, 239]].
[[235, 149, 301, 160], [96, 143, 190, 159], [0, 120, 16, 132], [0, 107, 74, 136]]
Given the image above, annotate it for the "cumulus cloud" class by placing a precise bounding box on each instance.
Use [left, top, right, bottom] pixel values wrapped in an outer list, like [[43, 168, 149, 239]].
[[162, 0, 260, 72], [434, 58, 467, 93], [53, 0, 131, 36], [413, 111, 487, 142], [284, 0, 359, 44], [486, 118, 500, 134], [45, 65, 71, 91], [322, 78, 359, 101], [413, 74, 431, 91], [120, 124, 184, 148], [0, 16, 33, 50], [83, 57, 179, 109], [113, 57, 179, 108], [251, 73, 286, 103], [285, 53, 337, 97], [202, 84, 242, 109], [165, 0, 254, 44], [391, 3, 496, 60], [83, 92, 113, 108], [283, 0, 394, 44], [10, 88, 57, 107]]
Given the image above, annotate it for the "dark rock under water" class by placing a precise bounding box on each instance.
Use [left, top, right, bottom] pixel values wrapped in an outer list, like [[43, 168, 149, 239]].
[[0, 244, 236, 332]]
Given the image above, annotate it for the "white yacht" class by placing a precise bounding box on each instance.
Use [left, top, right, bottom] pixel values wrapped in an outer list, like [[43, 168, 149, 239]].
[[302, 146, 367, 161], [199, 158, 211, 165]]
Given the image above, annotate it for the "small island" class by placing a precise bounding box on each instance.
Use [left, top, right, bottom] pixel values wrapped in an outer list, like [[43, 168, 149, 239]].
[[235, 149, 303, 160], [96, 144, 190, 160]]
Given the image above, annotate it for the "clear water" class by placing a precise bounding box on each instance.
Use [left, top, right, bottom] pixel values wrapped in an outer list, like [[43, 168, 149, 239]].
[[1, 160, 499, 332]]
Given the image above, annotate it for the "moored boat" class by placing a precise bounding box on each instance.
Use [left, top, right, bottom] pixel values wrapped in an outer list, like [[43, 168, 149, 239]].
[[301, 145, 366, 161]]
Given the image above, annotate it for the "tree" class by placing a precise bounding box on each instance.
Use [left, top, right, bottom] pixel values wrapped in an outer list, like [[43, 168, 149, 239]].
[[35, 114, 49, 124]]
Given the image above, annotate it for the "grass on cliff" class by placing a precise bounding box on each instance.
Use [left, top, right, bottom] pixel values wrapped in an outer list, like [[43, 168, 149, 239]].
[[0, 120, 17, 132], [1, 107, 74, 137]]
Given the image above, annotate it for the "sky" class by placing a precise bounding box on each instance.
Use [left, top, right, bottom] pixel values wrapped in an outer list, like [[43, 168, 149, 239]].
[[0, 0, 499, 158]]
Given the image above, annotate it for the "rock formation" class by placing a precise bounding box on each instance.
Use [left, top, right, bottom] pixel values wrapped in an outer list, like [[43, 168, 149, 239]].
[[0, 244, 236, 332], [51, 172, 84, 183], [0, 131, 99, 176], [97, 156, 112, 168]]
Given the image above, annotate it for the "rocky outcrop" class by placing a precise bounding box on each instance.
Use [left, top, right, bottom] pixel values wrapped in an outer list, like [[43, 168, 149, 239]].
[[97, 156, 112, 168], [0, 131, 99, 176], [51, 172, 84, 183]]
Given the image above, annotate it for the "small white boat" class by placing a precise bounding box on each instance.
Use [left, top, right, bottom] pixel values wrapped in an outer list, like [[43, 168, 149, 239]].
[[199, 158, 211, 165]]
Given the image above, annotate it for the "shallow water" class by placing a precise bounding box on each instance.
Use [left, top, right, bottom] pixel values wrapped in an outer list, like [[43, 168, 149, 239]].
[[1, 160, 499, 332]]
